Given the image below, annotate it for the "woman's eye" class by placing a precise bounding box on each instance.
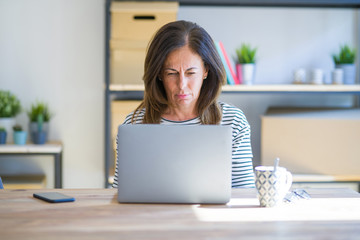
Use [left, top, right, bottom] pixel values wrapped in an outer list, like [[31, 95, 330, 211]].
[[186, 72, 197, 76]]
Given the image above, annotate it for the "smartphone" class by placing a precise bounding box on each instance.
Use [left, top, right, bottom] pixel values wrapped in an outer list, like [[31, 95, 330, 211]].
[[33, 192, 75, 203]]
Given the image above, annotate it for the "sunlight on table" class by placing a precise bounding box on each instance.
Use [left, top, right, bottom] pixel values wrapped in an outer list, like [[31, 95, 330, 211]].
[[192, 197, 360, 222]]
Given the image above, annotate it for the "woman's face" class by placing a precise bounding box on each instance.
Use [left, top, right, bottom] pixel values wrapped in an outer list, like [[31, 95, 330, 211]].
[[161, 45, 208, 112]]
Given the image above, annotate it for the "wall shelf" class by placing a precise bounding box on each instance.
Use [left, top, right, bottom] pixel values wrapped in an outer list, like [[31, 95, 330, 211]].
[[104, 0, 360, 188], [110, 83, 360, 94], [222, 84, 360, 93]]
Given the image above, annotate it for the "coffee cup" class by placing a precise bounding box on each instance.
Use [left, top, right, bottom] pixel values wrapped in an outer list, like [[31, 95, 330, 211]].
[[255, 166, 292, 207]]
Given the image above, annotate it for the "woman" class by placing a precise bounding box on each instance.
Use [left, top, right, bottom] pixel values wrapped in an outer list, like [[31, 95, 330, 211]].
[[113, 20, 255, 188]]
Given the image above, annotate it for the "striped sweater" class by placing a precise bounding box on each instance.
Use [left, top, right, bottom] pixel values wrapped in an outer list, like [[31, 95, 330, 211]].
[[112, 102, 255, 188]]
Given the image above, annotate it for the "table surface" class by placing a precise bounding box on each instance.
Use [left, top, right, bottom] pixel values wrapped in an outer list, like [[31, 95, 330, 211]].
[[1, 188, 359, 240]]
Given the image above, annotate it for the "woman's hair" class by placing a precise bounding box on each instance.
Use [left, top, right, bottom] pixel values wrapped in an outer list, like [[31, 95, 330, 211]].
[[132, 20, 226, 124]]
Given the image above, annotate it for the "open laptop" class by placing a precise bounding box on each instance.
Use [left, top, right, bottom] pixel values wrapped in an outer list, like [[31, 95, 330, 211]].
[[116, 124, 232, 204]]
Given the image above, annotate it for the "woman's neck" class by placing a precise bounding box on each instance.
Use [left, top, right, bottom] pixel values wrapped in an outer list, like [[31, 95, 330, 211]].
[[162, 107, 198, 122]]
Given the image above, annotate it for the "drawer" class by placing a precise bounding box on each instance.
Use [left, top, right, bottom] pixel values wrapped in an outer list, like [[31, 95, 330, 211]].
[[111, 2, 178, 41], [110, 41, 146, 85]]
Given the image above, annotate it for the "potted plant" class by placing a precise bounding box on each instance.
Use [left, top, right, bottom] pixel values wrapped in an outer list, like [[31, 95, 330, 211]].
[[332, 44, 356, 84], [13, 124, 27, 145], [0, 90, 21, 143], [236, 44, 258, 85], [28, 101, 52, 144], [0, 127, 6, 144]]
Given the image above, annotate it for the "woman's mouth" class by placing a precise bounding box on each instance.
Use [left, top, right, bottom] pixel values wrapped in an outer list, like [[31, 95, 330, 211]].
[[177, 94, 188, 99]]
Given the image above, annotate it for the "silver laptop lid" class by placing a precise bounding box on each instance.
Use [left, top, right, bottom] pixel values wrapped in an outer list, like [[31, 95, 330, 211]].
[[117, 124, 232, 204]]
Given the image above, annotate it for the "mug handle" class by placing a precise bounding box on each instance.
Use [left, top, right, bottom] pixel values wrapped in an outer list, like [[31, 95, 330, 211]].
[[285, 171, 293, 192]]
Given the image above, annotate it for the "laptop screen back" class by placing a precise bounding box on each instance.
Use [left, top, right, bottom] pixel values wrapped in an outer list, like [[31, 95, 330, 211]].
[[116, 124, 232, 204]]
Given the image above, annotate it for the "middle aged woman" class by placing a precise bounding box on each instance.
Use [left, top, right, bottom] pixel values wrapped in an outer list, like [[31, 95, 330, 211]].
[[113, 20, 255, 188]]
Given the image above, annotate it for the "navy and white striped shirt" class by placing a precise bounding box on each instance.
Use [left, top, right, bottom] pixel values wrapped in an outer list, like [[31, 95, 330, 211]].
[[112, 102, 255, 188]]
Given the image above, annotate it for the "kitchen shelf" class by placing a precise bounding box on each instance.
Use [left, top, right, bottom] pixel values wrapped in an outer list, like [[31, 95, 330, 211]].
[[104, 0, 360, 188], [110, 83, 360, 94], [222, 84, 360, 93]]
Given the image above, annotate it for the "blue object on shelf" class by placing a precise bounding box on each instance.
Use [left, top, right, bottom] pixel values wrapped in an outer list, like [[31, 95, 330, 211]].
[[13, 131, 27, 145], [32, 131, 47, 144], [0, 177, 4, 189]]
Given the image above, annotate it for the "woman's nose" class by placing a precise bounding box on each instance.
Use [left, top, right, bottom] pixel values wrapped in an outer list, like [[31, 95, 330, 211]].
[[178, 73, 187, 89]]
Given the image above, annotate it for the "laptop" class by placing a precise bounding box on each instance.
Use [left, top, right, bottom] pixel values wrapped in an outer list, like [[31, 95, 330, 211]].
[[116, 124, 232, 204]]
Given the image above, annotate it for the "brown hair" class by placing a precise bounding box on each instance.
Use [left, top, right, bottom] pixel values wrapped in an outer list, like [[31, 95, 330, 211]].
[[132, 20, 226, 124]]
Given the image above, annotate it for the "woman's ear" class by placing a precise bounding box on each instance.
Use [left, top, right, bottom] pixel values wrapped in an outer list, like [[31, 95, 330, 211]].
[[158, 70, 164, 81], [204, 67, 209, 80]]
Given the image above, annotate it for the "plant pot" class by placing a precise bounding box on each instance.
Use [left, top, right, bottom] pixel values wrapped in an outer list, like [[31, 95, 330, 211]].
[[29, 122, 49, 143], [335, 64, 356, 84], [241, 63, 256, 85], [0, 131, 7, 144], [13, 131, 27, 145], [32, 131, 47, 144], [0, 118, 15, 143]]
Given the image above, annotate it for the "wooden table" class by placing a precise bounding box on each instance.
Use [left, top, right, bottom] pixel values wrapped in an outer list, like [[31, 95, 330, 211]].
[[0, 142, 63, 188], [0, 188, 359, 239]]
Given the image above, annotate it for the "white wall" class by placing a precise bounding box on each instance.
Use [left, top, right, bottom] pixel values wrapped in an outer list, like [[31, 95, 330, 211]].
[[179, 6, 357, 84], [0, 2, 357, 187], [178, 6, 358, 166], [0, 0, 105, 188]]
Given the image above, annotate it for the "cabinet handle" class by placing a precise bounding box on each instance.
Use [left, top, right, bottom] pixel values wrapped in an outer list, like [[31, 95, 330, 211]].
[[133, 15, 155, 20]]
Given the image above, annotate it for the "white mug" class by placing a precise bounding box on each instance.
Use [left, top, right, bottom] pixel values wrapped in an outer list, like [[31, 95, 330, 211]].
[[293, 68, 306, 84], [255, 166, 292, 207], [310, 69, 324, 85], [332, 68, 344, 85]]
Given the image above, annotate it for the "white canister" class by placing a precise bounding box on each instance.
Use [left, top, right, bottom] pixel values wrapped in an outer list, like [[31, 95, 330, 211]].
[[293, 68, 306, 84], [332, 68, 344, 85], [310, 69, 324, 85]]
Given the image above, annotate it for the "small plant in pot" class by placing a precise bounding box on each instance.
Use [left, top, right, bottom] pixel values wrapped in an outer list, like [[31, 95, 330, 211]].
[[28, 101, 52, 144], [332, 44, 357, 84], [235, 44, 258, 85], [0, 90, 21, 143], [0, 127, 7, 144], [13, 124, 27, 145]]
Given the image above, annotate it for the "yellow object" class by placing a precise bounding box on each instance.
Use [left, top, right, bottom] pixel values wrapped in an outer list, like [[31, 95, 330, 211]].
[[111, 100, 142, 170], [2, 176, 46, 189], [110, 1, 178, 84], [261, 107, 360, 175]]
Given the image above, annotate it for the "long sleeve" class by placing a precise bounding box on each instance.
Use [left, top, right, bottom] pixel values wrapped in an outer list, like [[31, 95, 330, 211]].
[[220, 102, 255, 188]]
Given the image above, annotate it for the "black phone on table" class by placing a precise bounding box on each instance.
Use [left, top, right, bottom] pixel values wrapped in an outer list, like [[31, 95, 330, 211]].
[[33, 192, 75, 203]]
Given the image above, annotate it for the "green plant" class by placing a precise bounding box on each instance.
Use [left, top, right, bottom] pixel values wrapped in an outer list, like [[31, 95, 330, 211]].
[[0, 90, 21, 118], [28, 101, 52, 122], [0, 127, 6, 132], [36, 113, 44, 132], [13, 124, 23, 132], [236, 44, 257, 64], [332, 44, 356, 64]]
